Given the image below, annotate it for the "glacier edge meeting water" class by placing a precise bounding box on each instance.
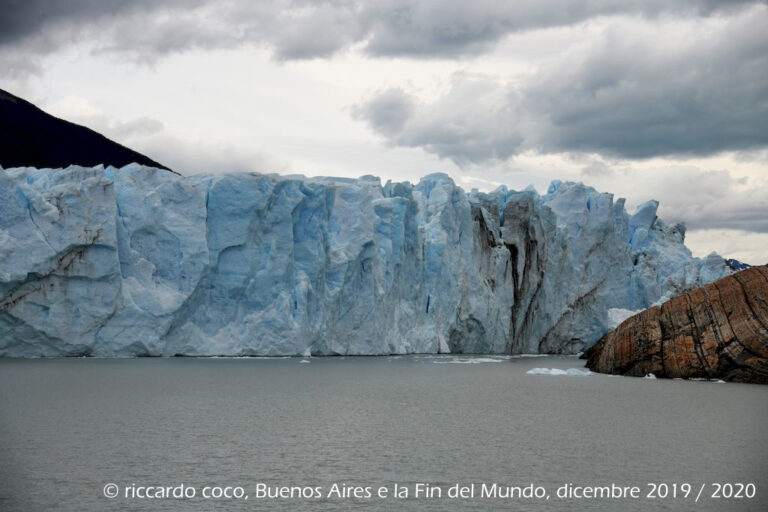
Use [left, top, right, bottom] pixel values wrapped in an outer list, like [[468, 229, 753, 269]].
[[0, 164, 731, 357]]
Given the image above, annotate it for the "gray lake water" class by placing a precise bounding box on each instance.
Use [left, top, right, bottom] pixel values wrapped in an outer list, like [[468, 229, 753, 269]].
[[0, 355, 766, 511]]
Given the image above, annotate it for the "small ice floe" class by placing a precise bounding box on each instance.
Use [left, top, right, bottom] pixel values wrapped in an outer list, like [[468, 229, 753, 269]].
[[526, 368, 593, 376], [299, 359, 311, 364], [644, 373, 657, 379], [433, 357, 505, 364]]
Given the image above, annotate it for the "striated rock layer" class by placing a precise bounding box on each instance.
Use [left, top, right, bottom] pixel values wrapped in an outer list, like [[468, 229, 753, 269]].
[[0, 164, 731, 357], [584, 266, 768, 384]]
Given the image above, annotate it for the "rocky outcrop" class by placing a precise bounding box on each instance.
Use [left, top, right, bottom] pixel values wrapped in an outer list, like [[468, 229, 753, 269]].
[[584, 266, 768, 384]]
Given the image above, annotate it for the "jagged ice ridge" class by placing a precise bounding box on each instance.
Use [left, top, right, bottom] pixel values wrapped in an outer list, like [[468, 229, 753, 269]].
[[0, 164, 730, 357]]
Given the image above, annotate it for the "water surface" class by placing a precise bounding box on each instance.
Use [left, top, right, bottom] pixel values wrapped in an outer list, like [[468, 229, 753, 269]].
[[0, 355, 765, 511]]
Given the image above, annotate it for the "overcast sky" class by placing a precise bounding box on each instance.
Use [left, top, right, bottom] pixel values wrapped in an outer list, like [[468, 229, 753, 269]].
[[1, 0, 766, 263]]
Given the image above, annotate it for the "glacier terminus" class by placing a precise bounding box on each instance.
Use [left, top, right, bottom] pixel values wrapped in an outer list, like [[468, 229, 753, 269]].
[[0, 164, 731, 357]]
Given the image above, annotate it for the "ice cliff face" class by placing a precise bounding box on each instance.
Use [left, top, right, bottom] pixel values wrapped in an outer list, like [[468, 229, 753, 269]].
[[0, 164, 731, 357]]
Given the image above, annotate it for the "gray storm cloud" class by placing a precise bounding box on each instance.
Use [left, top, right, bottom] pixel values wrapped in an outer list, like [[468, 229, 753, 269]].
[[354, 5, 768, 162], [638, 169, 768, 233], [0, 0, 759, 63]]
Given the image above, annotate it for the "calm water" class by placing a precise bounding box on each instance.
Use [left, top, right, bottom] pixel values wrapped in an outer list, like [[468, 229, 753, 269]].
[[0, 355, 766, 511]]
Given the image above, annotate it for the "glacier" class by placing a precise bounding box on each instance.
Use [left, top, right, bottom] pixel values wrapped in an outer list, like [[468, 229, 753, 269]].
[[0, 164, 730, 357]]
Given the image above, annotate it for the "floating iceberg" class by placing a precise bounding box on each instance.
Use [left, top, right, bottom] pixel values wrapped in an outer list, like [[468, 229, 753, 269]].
[[526, 368, 594, 376], [432, 357, 505, 364], [0, 165, 731, 357]]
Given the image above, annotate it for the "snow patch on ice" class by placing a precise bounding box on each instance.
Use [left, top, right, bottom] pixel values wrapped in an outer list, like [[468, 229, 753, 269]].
[[607, 308, 641, 328]]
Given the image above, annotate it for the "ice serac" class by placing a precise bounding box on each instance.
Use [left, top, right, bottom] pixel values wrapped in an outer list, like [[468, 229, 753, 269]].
[[0, 165, 732, 357], [583, 266, 768, 384]]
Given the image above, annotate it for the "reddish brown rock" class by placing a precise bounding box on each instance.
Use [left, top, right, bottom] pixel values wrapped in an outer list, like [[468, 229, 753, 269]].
[[583, 266, 768, 384]]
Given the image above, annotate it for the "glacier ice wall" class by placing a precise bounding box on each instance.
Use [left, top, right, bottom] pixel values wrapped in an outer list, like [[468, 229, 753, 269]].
[[0, 165, 730, 356]]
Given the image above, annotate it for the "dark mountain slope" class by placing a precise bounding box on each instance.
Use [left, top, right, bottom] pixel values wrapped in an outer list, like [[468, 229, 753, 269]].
[[0, 88, 173, 172]]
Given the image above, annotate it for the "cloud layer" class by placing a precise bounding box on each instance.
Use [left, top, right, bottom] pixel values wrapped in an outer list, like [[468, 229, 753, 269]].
[[602, 167, 768, 233], [355, 5, 768, 162], [44, 95, 279, 175], [4, 1, 765, 162], [0, 0, 758, 64]]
